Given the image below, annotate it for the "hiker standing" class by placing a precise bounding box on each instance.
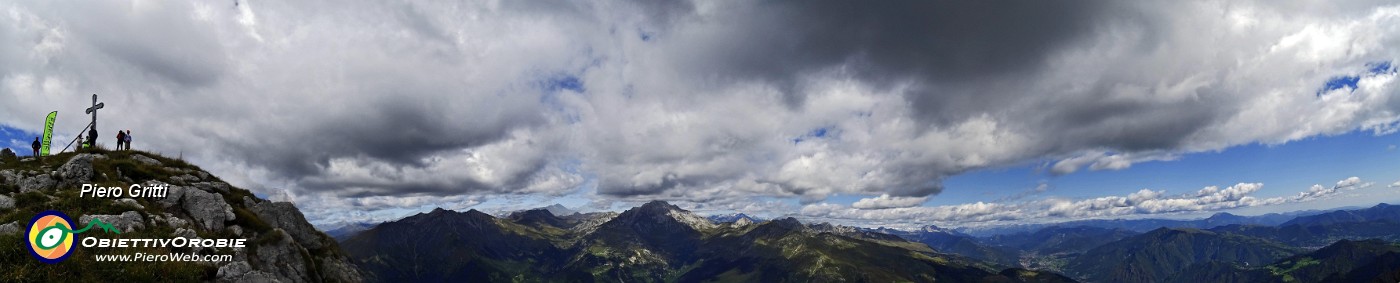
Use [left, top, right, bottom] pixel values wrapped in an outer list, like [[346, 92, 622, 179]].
[[88, 126, 98, 151], [124, 130, 133, 150], [116, 130, 126, 151], [32, 137, 41, 159]]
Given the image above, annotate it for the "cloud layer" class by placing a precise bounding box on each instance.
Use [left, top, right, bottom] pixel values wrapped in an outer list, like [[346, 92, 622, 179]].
[[802, 177, 1376, 229], [0, 0, 1398, 226]]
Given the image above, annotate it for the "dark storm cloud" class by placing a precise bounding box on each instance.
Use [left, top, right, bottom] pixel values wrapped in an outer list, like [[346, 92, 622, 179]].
[[1034, 83, 1229, 153], [679, 0, 1123, 108], [700, 0, 1220, 155], [61, 2, 229, 87], [218, 97, 541, 179]]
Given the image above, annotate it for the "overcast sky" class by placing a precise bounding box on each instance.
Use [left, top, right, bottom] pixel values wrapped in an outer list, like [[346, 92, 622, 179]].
[[2, 0, 1399, 230]]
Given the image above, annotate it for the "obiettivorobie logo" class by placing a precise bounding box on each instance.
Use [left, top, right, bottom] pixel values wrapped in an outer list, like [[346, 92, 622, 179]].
[[26, 209, 246, 264], [26, 210, 121, 264]]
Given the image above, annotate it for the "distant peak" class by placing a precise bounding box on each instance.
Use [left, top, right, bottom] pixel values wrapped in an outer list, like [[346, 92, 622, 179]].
[[611, 200, 715, 231], [541, 203, 576, 216], [635, 201, 688, 214], [641, 200, 677, 208], [765, 217, 804, 230]]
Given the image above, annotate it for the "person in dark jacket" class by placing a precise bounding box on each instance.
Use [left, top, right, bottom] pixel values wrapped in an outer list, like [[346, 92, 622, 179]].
[[88, 127, 98, 151], [116, 130, 126, 150], [32, 137, 41, 160]]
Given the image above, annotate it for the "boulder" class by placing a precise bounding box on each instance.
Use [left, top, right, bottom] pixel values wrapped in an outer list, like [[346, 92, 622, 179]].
[[18, 174, 56, 193], [251, 229, 312, 283], [0, 221, 18, 235], [245, 197, 326, 250], [0, 169, 17, 183], [194, 182, 232, 194], [182, 189, 235, 231], [164, 213, 190, 228], [157, 182, 186, 208], [58, 154, 105, 187], [114, 198, 144, 209], [217, 261, 253, 279], [174, 227, 199, 239], [316, 256, 365, 282], [0, 194, 13, 211], [78, 211, 146, 232], [172, 174, 199, 184], [130, 154, 162, 166]]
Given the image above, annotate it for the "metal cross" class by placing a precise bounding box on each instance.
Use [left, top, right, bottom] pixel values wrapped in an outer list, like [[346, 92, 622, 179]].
[[85, 94, 103, 130]]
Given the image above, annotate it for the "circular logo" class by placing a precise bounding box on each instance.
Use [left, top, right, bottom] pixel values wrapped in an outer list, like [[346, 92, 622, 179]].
[[26, 210, 76, 264]]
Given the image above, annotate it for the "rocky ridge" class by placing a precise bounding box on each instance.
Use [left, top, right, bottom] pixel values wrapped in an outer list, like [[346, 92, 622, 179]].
[[0, 151, 362, 282]]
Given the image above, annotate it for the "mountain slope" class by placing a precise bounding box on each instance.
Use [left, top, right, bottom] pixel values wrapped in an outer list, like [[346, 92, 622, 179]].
[[342, 208, 579, 282], [0, 150, 362, 282], [1209, 220, 1400, 247], [679, 218, 1072, 282], [1166, 239, 1400, 283], [342, 201, 1080, 282], [895, 226, 1020, 267], [1064, 228, 1300, 283], [1281, 203, 1400, 227], [706, 213, 760, 224], [983, 226, 1139, 255], [569, 201, 715, 281], [326, 222, 376, 242]]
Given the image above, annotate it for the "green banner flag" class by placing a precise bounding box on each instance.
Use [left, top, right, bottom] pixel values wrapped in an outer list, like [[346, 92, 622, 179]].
[[41, 111, 56, 156]]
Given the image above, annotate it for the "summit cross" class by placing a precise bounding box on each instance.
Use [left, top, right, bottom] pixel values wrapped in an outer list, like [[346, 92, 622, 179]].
[[85, 94, 103, 129]]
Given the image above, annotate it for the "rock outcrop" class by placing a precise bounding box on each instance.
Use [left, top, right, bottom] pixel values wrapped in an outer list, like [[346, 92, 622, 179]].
[[181, 188, 236, 231], [130, 154, 161, 166], [0, 194, 13, 211], [246, 198, 327, 250], [0, 221, 18, 235], [0, 151, 364, 282], [57, 153, 104, 188]]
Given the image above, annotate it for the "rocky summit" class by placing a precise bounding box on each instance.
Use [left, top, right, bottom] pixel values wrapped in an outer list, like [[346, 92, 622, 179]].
[[0, 150, 362, 282]]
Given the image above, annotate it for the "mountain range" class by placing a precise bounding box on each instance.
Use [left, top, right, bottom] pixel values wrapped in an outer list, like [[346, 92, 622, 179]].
[[341, 201, 1074, 282], [326, 201, 1400, 283]]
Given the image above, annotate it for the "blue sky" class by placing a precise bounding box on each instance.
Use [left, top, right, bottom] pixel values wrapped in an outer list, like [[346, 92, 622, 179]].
[[933, 130, 1399, 210], [785, 128, 1400, 226]]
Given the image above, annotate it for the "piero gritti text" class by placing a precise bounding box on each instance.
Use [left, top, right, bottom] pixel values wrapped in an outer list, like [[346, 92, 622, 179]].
[[79, 183, 169, 198]]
